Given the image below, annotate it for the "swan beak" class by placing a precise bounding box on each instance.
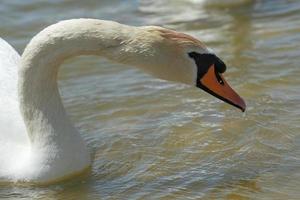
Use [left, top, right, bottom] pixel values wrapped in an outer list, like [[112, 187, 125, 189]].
[[198, 65, 246, 112]]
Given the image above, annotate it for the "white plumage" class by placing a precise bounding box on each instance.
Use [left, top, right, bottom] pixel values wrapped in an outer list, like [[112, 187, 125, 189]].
[[0, 18, 244, 184], [0, 19, 204, 183]]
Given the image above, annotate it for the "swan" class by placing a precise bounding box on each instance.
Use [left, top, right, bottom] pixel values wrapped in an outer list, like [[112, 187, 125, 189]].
[[0, 19, 246, 184]]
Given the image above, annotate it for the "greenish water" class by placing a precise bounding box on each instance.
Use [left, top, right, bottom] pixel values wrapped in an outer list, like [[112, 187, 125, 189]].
[[1, 0, 300, 199]]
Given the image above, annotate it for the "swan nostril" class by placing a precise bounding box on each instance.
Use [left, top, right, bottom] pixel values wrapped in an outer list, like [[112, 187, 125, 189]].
[[215, 69, 225, 85], [217, 75, 224, 85]]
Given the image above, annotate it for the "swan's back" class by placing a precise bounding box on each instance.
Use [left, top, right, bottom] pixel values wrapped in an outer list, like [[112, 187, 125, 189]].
[[0, 37, 28, 151], [0, 38, 21, 132], [0, 38, 28, 181], [0, 38, 20, 98]]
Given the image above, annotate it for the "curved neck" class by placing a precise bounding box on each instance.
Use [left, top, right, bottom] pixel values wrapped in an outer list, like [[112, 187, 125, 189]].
[[18, 19, 142, 148]]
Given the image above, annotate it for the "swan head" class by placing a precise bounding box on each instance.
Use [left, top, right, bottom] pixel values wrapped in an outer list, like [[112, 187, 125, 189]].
[[134, 27, 246, 112]]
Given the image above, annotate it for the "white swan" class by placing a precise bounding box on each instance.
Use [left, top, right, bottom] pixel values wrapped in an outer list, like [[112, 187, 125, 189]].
[[0, 19, 245, 184]]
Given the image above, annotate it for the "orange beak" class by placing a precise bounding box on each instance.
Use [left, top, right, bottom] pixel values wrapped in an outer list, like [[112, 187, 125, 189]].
[[198, 64, 246, 112]]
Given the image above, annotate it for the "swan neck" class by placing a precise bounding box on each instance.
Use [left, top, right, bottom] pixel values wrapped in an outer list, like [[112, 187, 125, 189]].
[[19, 19, 137, 147]]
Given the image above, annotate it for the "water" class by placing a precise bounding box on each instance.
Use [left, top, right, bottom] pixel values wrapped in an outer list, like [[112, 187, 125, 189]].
[[1, 0, 300, 199]]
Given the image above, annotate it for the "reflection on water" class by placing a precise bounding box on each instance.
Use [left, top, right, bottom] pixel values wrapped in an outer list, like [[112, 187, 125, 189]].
[[1, 0, 300, 199]]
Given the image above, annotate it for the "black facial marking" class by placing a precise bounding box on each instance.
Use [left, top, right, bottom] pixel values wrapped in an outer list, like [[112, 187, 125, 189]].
[[214, 55, 226, 74], [188, 52, 244, 112], [188, 52, 227, 86]]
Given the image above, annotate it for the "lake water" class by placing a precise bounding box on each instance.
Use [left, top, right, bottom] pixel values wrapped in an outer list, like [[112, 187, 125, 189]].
[[1, 0, 300, 199]]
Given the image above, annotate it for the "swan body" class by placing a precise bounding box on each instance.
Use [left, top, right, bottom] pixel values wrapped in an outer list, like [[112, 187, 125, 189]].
[[0, 19, 245, 184]]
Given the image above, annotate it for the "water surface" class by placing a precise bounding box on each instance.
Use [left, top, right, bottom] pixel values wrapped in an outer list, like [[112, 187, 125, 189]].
[[1, 0, 300, 199]]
